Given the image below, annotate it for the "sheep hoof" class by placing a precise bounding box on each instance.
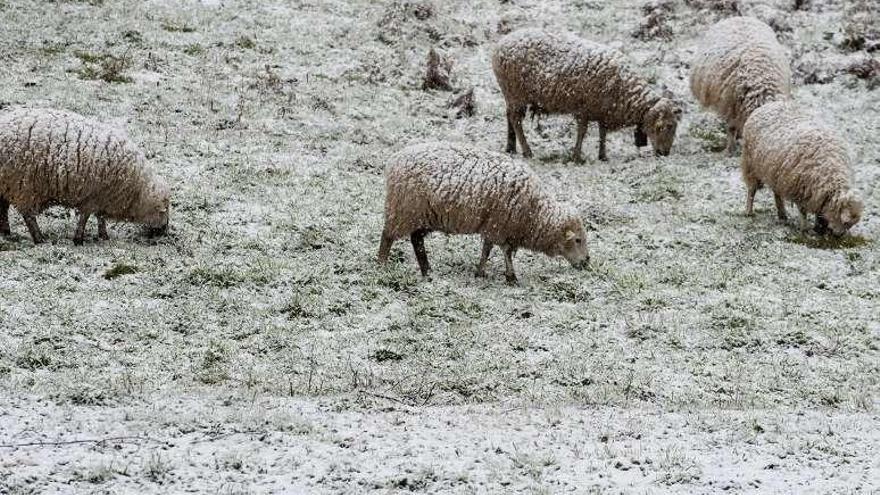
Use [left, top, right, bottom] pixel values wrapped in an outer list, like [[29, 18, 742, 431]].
[[73, 237, 84, 246], [505, 274, 518, 285], [598, 154, 608, 162], [572, 155, 585, 165], [475, 269, 486, 278], [522, 150, 533, 159]]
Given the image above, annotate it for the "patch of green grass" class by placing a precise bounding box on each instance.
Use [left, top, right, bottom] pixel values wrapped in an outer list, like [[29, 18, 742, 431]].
[[776, 329, 814, 348], [375, 265, 419, 291], [38, 41, 67, 56], [73, 50, 133, 83], [65, 383, 109, 406], [689, 123, 727, 152], [632, 174, 684, 203], [281, 294, 319, 319], [15, 346, 53, 370], [183, 43, 204, 56], [75, 464, 115, 484], [785, 233, 870, 250], [196, 341, 229, 385], [104, 263, 138, 280], [143, 453, 172, 483], [161, 20, 196, 33], [235, 35, 256, 49], [73, 50, 104, 63], [122, 30, 142, 43], [187, 266, 241, 288], [545, 279, 591, 303], [371, 348, 404, 362]]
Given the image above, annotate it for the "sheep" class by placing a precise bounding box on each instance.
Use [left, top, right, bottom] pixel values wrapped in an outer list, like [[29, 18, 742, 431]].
[[690, 16, 792, 155], [741, 100, 863, 236], [492, 28, 682, 163], [377, 141, 590, 284], [0, 108, 170, 245]]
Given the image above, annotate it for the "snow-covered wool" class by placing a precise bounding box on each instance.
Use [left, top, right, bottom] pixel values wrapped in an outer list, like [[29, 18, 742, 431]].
[[741, 100, 862, 235], [0, 108, 170, 244], [377, 141, 589, 283], [492, 28, 682, 162], [690, 16, 791, 155]]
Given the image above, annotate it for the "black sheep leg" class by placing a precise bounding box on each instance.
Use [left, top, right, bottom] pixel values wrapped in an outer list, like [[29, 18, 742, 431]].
[[74, 211, 90, 245], [410, 229, 431, 277], [20, 211, 44, 244], [0, 197, 9, 235]]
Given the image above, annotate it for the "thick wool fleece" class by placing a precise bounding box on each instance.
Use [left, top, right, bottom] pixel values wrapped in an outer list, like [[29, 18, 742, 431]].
[[0, 107, 169, 243], [690, 16, 791, 149], [741, 100, 862, 233], [492, 28, 680, 160], [378, 141, 588, 281]]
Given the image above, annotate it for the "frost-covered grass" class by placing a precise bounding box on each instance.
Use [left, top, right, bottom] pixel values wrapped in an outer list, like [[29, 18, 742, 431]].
[[0, 0, 878, 493]]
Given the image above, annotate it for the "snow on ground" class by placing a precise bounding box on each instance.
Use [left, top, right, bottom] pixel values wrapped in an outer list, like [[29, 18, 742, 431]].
[[0, 0, 878, 493]]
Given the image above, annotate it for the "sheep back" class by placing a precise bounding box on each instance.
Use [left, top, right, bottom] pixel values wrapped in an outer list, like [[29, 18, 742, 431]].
[[383, 142, 577, 252], [492, 29, 661, 130], [0, 108, 154, 221], [741, 100, 853, 215], [690, 16, 791, 132]]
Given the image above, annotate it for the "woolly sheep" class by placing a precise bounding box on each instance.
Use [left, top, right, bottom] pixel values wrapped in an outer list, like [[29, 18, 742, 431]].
[[492, 28, 682, 162], [690, 16, 791, 155], [741, 100, 863, 236], [377, 141, 589, 283], [0, 108, 170, 245]]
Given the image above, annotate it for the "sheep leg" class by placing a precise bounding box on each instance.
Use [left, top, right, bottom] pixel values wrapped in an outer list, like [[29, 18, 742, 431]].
[[506, 114, 517, 153], [475, 238, 492, 277], [377, 228, 394, 263], [509, 107, 531, 158], [503, 246, 518, 285], [745, 180, 759, 216], [0, 197, 9, 235], [97, 217, 109, 240], [73, 211, 90, 245], [726, 126, 738, 156], [773, 193, 787, 221], [573, 119, 588, 164], [20, 212, 44, 244], [797, 206, 810, 231], [598, 124, 608, 162], [410, 229, 431, 276], [814, 214, 829, 235]]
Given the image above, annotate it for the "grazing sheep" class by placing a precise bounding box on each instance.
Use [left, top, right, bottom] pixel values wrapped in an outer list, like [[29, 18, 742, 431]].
[[741, 100, 862, 235], [492, 28, 682, 162], [690, 16, 791, 155], [377, 141, 589, 283], [0, 108, 170, 245]]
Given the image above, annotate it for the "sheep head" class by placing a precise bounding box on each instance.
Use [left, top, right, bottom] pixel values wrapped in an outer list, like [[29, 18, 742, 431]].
[[643, 98, 682, 157], [555, 214, 590, 269], [825, 189, 863, 236], [135, 176, 171, 234]]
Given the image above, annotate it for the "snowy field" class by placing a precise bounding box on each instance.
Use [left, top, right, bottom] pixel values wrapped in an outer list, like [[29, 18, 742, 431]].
[[0, 0, 878, 493]]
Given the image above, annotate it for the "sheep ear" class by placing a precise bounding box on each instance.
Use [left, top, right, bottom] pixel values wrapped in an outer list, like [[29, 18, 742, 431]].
[[565, 230, 576, 241]]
